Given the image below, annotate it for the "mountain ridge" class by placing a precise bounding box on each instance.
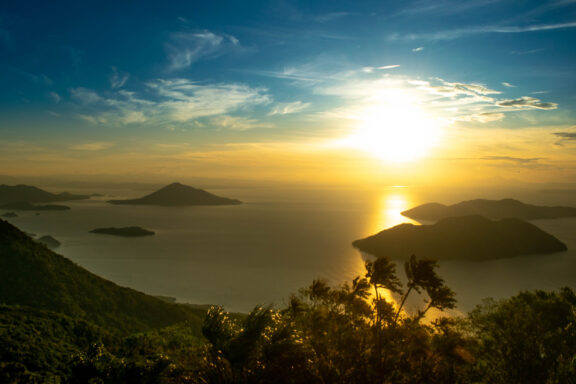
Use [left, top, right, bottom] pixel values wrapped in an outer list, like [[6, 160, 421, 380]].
[[402, 198, 576, 220]]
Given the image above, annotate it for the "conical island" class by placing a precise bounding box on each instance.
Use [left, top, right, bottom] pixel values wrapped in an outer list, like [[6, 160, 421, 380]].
[[107, 182, 242, 206]]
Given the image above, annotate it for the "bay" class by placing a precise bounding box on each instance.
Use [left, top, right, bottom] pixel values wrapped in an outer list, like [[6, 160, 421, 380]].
[[5, 184, 576, 313]]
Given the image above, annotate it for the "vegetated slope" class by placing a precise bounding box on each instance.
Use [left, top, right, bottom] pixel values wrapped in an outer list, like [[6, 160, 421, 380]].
[[402, 198, 576, 220], [353, 215, 567, 260], [0, 219, 204, 335], [108, 182, 242, 206], [0, 184, 89, 204], [0, 305, 115, 380]]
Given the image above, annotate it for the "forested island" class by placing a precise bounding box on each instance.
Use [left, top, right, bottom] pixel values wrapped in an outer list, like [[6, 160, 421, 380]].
[[107, 182, 242, 206], [90, 226, 155, 237], [0, 218, 574, 383], [402, 198, 576, 220], [353, 215, 567, 260]]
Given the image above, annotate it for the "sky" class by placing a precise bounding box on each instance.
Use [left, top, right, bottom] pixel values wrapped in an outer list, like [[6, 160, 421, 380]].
[[1, 0, 575, 186]]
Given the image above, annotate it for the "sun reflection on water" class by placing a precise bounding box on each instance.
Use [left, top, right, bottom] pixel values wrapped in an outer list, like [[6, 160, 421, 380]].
[[366, 187, 420, 236]]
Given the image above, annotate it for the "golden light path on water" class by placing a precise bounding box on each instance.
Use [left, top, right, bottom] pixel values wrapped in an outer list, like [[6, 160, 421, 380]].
[[366, 187, 419, 234], [360, 187, 461, 320]]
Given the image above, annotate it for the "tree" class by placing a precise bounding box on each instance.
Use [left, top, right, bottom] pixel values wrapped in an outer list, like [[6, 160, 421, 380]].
[[468, 288, 576, 384]]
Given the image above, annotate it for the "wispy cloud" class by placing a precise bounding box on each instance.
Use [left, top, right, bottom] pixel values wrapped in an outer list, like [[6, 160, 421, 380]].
[[314, 12, 356, 23], [268, 101, 310, 116], [481, 156, 544, 166], [165, 30, 240, 71], [362, 65, 401, 73], [70, 87, 103, 104], [394, 0, 501, 17], [390, 21, 576, 41], [69, 142, 115, 151], [553, 130, 576, 145], [412, 47, 424, 52], [458, 112, 505, 123], [47, 92, 61, 104], [501, 82, 515, 88], [110, 67, 130, 89], [496, 96, 558, 110], [147, 79, 270, 121], [70, 79, 271, 127], [210, 116, 273, 130]]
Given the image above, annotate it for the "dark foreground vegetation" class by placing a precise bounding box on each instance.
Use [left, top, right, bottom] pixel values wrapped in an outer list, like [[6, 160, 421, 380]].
[[0, 220, 575, 383]]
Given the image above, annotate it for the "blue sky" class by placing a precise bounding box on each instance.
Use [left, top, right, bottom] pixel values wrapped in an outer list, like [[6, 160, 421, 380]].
[[1, 0, 575, 184]]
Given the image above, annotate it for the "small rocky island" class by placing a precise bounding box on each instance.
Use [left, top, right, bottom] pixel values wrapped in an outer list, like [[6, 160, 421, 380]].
[[107, 182, 242, 206], [0, 212, 18, 218], [37, 235, 61, 249], [90, 227, 155, 237], [402, 198, 576, 221], [353, 215, 567, 260]]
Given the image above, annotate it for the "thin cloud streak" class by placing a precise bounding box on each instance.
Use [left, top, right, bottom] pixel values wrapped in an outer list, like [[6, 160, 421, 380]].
[[390, 21, 576, 41], [165, 30, 241, 71]]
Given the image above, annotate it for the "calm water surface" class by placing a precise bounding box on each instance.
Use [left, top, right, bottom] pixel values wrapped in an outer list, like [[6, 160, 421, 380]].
[[6, 185, 576, 313]]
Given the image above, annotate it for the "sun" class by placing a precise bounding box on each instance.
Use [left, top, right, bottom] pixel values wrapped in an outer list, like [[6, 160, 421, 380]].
[[343, 99, 445, 163]]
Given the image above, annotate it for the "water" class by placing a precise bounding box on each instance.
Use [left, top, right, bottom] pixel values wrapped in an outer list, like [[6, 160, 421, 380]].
[[4, 184, 576, 313]]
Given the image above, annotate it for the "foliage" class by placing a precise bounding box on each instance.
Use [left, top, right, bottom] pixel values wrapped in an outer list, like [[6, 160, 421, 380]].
[[467, 288, 576, 384], [0, 305, 116, 381], [198, 256, 463, 384]]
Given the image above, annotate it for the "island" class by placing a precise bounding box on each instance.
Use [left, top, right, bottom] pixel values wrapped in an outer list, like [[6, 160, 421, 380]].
[[0, 184, 89, 204], [37, 235, 61, 249], [0, 212, 18, 218], [352, 215, 567, 260], [0, 202, 70, 211], [90, 226, 155, 237], [107, 182, 242, 206], [401, 198, 576, 221]]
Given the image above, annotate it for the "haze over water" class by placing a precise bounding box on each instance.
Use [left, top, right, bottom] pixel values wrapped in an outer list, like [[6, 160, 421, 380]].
[[8, 183, 576, 313]]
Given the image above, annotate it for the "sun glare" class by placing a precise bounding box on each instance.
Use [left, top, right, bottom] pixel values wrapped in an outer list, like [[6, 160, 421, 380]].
[[343, 97, 445, 163]]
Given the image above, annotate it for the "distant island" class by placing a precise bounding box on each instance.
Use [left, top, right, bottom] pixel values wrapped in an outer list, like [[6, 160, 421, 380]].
[[107, 182, 242, 206], [37, 235, 61, 249], [0, 201, 70, 211], [90, 226, 155, 237], [402, 198, 576, 221], [353, 215, 567, 260], [0, 212, 18, 218], [0, 184, 89, 204]]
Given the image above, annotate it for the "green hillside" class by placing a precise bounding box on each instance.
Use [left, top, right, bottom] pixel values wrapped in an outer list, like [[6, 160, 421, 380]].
[[0, 219, 204, 335]]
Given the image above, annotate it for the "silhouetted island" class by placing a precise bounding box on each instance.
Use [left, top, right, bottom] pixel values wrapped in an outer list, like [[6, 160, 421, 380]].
[[0, 212, 18, 218], [37, 235, 61, 249], [90, 226, 155, 237], [402, 198, 576, 220], [0, 184, 89, 204], [108, 182, 242, 206], [353, 215, 567, 260], [0, 201, 70, 211]]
